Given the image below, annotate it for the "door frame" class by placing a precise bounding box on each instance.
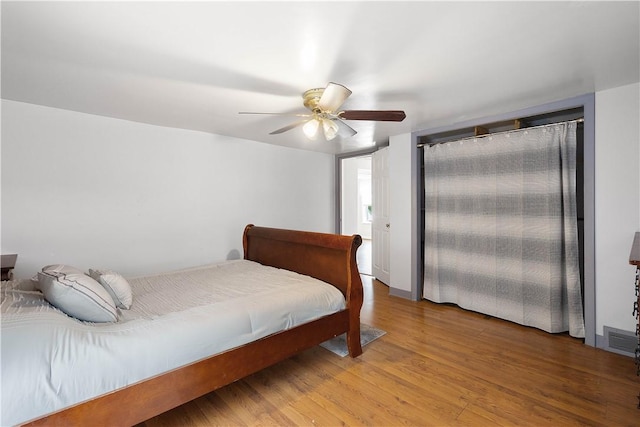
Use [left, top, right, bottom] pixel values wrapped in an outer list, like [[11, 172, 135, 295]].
[[334, 146, 387, 234]]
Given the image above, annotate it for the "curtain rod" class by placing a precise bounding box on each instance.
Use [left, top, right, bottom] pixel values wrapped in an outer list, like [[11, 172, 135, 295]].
[[418, 117, 584, 148]]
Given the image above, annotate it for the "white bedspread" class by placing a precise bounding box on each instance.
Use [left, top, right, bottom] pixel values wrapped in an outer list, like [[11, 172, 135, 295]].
[[1, 260, 345, 426]]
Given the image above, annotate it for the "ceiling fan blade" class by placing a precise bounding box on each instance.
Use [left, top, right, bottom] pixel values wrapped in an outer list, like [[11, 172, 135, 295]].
[[269, 120, 309, 135], [339, 110, 406, 122], [239, 112, 311, 118], [335, 119, 358, 138], [318, 82, 352, 112]]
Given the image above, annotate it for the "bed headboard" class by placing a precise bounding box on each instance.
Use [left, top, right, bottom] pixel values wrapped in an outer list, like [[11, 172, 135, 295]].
[[242, 224, 362, 303]]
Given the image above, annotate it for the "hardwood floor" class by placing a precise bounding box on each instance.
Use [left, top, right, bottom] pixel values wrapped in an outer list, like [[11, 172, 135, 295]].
[[138, 277, 638, 426]]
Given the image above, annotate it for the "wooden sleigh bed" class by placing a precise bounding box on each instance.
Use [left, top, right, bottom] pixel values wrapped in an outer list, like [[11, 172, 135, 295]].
[[10, 225, 363, 426]]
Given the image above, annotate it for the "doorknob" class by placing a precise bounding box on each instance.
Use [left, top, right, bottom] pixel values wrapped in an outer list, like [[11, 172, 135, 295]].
[[386, 223, 390, 228]]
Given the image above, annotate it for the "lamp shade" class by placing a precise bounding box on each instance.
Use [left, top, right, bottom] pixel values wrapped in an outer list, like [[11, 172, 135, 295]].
[[302, 118, 320, 140], [322, 119, 339, 140]]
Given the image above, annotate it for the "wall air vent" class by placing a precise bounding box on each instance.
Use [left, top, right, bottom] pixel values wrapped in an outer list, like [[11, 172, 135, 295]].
[[604, 326, 636, 356]]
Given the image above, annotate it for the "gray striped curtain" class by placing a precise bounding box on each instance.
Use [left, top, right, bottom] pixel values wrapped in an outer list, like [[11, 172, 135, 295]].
[[423, 121, 585, 338]]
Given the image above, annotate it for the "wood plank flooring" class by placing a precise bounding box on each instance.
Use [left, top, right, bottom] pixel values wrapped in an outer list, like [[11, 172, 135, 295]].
[[137, 276, 638, 426]]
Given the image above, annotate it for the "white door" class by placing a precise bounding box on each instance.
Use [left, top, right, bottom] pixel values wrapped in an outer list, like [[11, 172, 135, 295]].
[[372, 147, 390, 285]]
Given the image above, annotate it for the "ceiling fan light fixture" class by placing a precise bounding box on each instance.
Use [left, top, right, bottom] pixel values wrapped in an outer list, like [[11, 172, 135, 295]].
[[241, 82, 405, 141], [322, 118, 339, 141], [302, 118, 320, 140]]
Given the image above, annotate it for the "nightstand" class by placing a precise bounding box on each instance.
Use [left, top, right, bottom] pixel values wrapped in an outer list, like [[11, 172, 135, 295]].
[[1, 254, 17, 281]]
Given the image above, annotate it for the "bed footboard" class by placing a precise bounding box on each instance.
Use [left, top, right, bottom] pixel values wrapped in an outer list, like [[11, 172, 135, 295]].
[[243, 224, 364, 358]]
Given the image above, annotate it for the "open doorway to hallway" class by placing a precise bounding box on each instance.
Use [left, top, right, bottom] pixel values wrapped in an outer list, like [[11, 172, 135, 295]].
[[340, 155, 372, 276]]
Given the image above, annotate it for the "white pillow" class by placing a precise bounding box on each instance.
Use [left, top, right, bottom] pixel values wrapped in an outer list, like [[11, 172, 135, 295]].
[[89, 269, 133, 310], [41, 264, 85, 276], [37, 265, 118, 323]]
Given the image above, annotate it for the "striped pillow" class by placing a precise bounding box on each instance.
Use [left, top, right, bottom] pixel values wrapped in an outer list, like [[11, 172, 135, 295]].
[[37, 265, 118, 323]]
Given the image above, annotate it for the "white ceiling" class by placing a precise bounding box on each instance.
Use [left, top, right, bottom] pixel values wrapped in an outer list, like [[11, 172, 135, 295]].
[[2, 1, 639, 154]]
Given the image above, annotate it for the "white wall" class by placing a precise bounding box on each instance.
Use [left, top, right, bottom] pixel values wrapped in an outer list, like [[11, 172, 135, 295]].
[[594, 82, 640, 335], [1, 100, 334, 278], [341, 157, 359, 236], [389, 132, 416, 298]]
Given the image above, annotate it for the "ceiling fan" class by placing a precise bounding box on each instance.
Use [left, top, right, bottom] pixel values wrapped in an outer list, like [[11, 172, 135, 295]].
[[240, 82, 406, 141]]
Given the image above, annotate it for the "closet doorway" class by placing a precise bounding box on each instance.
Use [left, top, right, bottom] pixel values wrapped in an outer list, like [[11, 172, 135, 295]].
[[418, 104, 591, 341]]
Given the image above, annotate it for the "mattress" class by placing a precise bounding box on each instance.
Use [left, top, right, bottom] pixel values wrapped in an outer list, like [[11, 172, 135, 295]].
[[1, 260, 345, 426]]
